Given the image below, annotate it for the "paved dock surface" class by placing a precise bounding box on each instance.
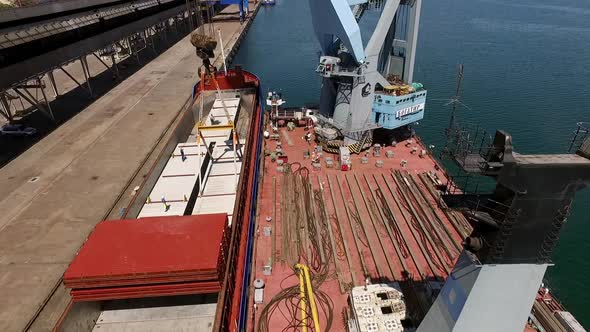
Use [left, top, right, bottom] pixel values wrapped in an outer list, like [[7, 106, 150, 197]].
[[0, 4, 258, 331]]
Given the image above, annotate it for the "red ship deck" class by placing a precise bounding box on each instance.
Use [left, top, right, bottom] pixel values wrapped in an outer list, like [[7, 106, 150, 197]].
[[249, 126, 473, 331]]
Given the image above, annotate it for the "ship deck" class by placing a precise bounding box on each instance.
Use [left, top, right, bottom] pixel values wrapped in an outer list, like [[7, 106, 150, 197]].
[[249, 126, 474, 331]]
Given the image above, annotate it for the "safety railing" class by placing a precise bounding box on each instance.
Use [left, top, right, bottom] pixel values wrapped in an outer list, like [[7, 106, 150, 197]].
[[567, 121, 590, 153]]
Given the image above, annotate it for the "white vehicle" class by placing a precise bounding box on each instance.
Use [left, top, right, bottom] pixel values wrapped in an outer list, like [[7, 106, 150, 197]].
[[0, 123, 37, 136]]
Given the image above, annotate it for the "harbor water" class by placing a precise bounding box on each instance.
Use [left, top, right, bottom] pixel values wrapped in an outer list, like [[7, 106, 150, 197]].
[[233, 0, 590, 326]]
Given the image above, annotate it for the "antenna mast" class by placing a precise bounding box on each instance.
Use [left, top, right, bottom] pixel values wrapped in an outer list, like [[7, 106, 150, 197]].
[[440, 64, 465, 159], [448, 64, 464, 131]]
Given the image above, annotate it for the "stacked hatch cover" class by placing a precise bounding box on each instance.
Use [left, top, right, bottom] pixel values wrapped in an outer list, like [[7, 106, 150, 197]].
[[64, 214, 230, 302], [192, 96, 245, 225]]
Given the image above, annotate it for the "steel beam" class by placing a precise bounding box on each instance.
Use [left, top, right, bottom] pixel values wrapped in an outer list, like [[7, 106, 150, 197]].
[[326, 175, 357, 285], [0, 93, 14, 122], [46, 71, 59, 97], [14, 84, 45, 89], [80, 56, 93, 96], [0, 5, 188, 91], [59, 65, 90, 95], [13, 87, 55, 122], [318, 175, 347, 293]]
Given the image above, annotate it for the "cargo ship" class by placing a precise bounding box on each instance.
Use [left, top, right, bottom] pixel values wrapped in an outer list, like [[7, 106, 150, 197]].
[[58, 0, 590, 331], [57, 66, 265, 330]]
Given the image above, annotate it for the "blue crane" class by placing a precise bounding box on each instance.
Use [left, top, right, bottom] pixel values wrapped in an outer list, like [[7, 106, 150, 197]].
[[309, 0, 424, 151]]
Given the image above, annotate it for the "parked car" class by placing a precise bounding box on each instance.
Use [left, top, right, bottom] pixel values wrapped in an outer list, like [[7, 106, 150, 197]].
[[0, 123, 37, 136]]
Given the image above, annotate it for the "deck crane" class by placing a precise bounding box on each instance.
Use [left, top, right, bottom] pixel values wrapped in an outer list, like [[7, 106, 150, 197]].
[[309, 0, 423, 152]]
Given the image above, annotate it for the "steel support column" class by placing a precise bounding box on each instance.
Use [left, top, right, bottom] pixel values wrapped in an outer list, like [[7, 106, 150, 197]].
[[127, 37, 141, 65], [0, 93, 14, 122], [185, 0, 194, 31], [37, 77, 55, 121], [59, 65, 90, 95], [13, 87, 55, 121], [92, 52, 119, 78], [110, 54, 120, 78], [47, 71, 59, 97], [160, 22, 169, 43], [80, 56, 93, 96], [148, 27, 156, 53]]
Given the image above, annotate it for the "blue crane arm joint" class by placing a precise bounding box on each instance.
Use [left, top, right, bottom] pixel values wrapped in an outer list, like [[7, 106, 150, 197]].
[[308, 0, 365, 62]]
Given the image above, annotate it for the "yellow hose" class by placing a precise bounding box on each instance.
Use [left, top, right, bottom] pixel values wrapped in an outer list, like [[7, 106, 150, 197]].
[[296, 264, 321, 332], [302, 265, 321, 332], [297, 265, 308, 332]]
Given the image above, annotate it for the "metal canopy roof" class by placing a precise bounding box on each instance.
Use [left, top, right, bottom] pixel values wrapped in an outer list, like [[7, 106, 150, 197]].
[[0, 0, 170, 50]]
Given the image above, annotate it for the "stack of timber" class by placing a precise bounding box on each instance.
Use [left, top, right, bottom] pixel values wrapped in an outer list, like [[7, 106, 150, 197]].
[[532, 287, 585, 332], [64, 214, 230, 301]]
